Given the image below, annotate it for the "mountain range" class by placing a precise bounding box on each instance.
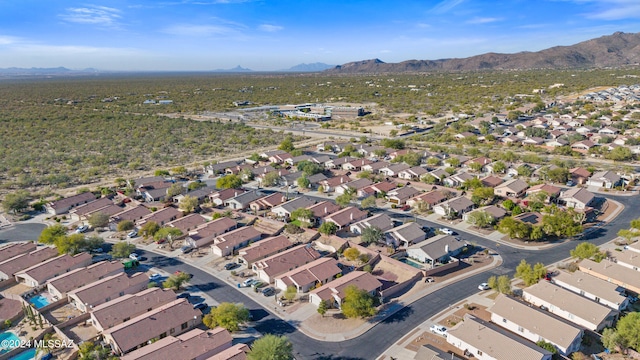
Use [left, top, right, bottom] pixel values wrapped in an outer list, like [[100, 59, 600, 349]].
[[326, 31, 640, 73]]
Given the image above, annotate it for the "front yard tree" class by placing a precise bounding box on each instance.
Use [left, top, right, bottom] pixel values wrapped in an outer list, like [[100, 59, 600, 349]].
[[602, 312, 640, 352], [570, 242, 599, 259], [167, 183, 185, 198], [361, 226, 384, 245], [317, 300, 328, 317], [344, 247, 361, 262], [466, 210, 494, 228], [497, 275, 512, 294], [318, 222, 338, 236], [110, 242, 135, 259], [140, 221, 160, 238], [88, 212, 109, 229], [284, 286, 297, 302], [2, 190, 31, 214], [38, 224, 68, 245], [217, 174, 242, 189], [296, 175, 310, 189], [116, 220, 134, 232], [179, 195, 199, 214], [262, 172, 281, 187], [162, 271, 191, 291], [154, 227, 183, 248], [203, 302, 250, 332], [290, 208, 313, 223], [248, 334, 293, 360], [341, 285, 377, 318], [55, 234, 88, 255], [361, 196, 376, 209], [335, 191, 354, 207]]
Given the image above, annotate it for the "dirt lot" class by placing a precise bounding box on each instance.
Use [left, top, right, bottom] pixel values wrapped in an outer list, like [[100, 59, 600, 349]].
[[302, 311, 367, 337]]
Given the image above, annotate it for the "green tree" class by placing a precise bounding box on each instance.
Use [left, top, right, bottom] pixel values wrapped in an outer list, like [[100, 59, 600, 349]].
[[497, 217, 531, 239], [2, 190, 31, 214], [546, 167, 570, 183], [284, 286, 297, 302], [605, 146, 633, 161], [154, 169, 170, 177], [187, 181, 206, 191], [78, 340, 117, 360], [515, 259, 534, 285], [140, 221, 160, 238], [55, 233, 88, 255], [361, 226, 384, 245], [88, 212, 109, 229], [536, 340, 558, 355], [179, 195, 199, 213], [262, 172, 281, 187], [317, 300, 328, 317], [38, 224, 68, 244], [361, 196, 376, 209], [472, 187, 495, 205], [217, 174, 243, 189], [248, 334, 293, 360], [278, 137, 295, 152], [167, 183, 185, 197], [162, 271, 191, 290], [154, 227, 183, 248], [497, 275, 512, 294], [296, 161, 324, 176], [532, 262, 547, 283], [601, 312, 640, 352], [341, 285, 377, 318], [110, 242, 136, 258], [466, 210, 494, 228], [297, 175, 310, 189], [290, 208, 313, 223], [336, 191, 355, 207], [171, 166, 187, 176], [116, 220, 134, 232], [570, 242, 599, 259], [344, 247, 361, 262], [492, 161, 506, 174], [502, 199, 515, 211], [203, 302, 250, 332]]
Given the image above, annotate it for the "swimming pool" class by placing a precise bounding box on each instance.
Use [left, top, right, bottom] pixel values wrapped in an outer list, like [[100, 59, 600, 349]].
[[9, 348, 36, 360], [0, 331, 20, 354], [398, 257, 424, 269], [29, 294, 51, 309]]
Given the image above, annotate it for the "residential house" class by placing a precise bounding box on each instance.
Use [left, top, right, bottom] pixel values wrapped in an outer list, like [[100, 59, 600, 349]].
[[570, 140, 597, 153], [226, 191, 264, 210], [309, 271, 382, 308], [342, 159, 373, 171], [210, 226, 263, 257], [252, 245, 321, 284], [0, 247, 58, 281], [598, 126, 619, 135], [319, 175, 351, 193], [463, 205, 507, 223], [614, 250, 640, 272], [579, 258, 640, 295], [335, 178, 373, 195], [521, 281, 617, 331], [120, 327, 234, 360], [46, 192, 97, 215], [362, 161, 390, 174], [446, 314, 553, 360], [325, 156, 356, 169], [480, 175, 504, 188], [398, 166, 428, 180], [129, 176, 165, 189], [324, 206, 368, 230], [559, 188, 595, 210], [433, 196, 475, 218], [205, 160, 239, 175], [525, 184, 561, 200], [442, 172, 475, 188], [112, 205, 151, 224], [102, 299, 201, 355], [15, 253, 92, 288], [379, 163, 410, 177], [268, 152, 292, 164], [206, 344, 250, 360], [360, 181, 397, 198], [47, 261, 123, 300], [90, 287, 177, 332], [386, 186, 421, 205], [285, 154, 312, 167], [184, 217, 237, 249], [569, 167, 592, 185], [274, 258, 342, 293], [494, 179, 529, 198], [513, 212, 544, 226], [488, 295, 583, 356], [249, 192, 287, 212], [406, 234, 464, 265], [406, 189, 445, 207], [69, 197, 120, 222], [545, 138, 569, 147], [349, 213, 394, 234], [173, 186, 215, 205], [68, 272, 149, 312], [463, 157, 492, 171], [386, 222, 427, 247], [552, 270, 629, 311], [280, 170, 302, 187], [586, 171, 622, 189], [138, 206, 182, 226], [306, 173, 328, 189], [260, 149, 287, 159], [166, 214, 207, 233], [237, 235, 294, 268], [0, 243, 37, 263], [137, 181, 173, 202], [209, 188, 246, 207], [271, 197, 317, 220]]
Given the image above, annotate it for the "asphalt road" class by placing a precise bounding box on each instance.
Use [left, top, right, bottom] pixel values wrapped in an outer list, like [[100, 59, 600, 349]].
[[0, 193, 635, 359], [0, 223, 46, 242]]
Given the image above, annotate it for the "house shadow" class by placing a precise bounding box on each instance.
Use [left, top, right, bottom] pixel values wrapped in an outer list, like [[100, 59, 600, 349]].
[[195, 282, 218, 291], [253, 318, 299, 336], [374, 305, 413, 324]]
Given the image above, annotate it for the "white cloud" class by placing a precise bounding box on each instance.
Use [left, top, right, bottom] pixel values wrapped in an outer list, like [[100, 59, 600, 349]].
[[162, 24, 238, 36], [0, 35, 21, 46], [258, 24, 283, 32], [431, 0, 465, 14], [466, 17, 501, 24], [562, 0, 640, 20], [59, 5, 122, 27]]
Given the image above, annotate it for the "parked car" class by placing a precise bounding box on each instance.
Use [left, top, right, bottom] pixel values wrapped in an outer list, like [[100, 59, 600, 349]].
[[193, 302, 208, 311], [262, 287, 276, 297], [176, 292, 190, 299], [478, 283, 490, 291], [148, 273, 162, 281], [180, 245, 194, 254], [127, 230, 138, 238], [566, 180, 575, 186], [439, 227, 454, 235], [224, 263, 239, 270], [400, 204, 411, 211], [129, 253, 140, 261], [430, 325, 447, 336], [251, 281, 264, 289], [242, 278, 256, 287], [75, 225, 89, 233]]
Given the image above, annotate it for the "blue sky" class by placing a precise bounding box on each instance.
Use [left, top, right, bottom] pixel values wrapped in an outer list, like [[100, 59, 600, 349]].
[[1, 0, 639, 71]]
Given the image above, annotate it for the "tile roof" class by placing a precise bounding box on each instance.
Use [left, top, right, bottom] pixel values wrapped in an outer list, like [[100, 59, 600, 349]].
[[559, 187, 595, 206], [47, 260, 123, 295], [447, 314, 552, 360], [48, 192, 96, 211], [120, 327, 232, 360], [70, 197, 115, 217], [278, 258, 342, 288], [91, 288, 177, 331], [0, 247, 59, 278], [214, 226, 263, 248], [167, 214, 207, 233], [310, 271, 382, 301], [407, 234, 464, 260], [253, 244, 321, 278], [140, 206, 182, 224], [306, 201, 341, 218], [239, 235, 293, 264], [0, 243, 37, 263], [15, 253, 92, 285], [275, 197, 317, 213], [103, 299, 201, 354], [205, 343, 249, 360], [388, 222, 426, 244], [352, 213, 395, 232], [325, 206, 368, 227], [68, 272, 148, 308], [495, 178, 529, 193], [579, 258, 640, 292], [552, 270, 627, 308], [113, 205, 151, 222]]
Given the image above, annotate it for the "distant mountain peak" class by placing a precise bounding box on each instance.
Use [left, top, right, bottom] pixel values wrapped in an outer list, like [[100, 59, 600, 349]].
[[326, 31, 640, 73], [282, 62, 335, 72], [212, 65, 252, 72]]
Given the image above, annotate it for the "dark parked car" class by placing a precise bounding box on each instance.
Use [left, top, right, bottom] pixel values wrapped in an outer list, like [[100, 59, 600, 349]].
[[177, 292, 190, 299], [193, 302, 208, 311], [224, 263, 239, 270], [262, 287, 276, 297]]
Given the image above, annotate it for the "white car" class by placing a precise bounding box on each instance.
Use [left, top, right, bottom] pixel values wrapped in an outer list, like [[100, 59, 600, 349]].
[[439, 228, 454, 235], [127, 230, 138, 238], [129, 253, 140, 261], [430, 325, 447, 336], [478, 282, 490, 291], [242, 278, 256, 287], [148, 273, 162, 281], [75, 225, 89, 233]]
